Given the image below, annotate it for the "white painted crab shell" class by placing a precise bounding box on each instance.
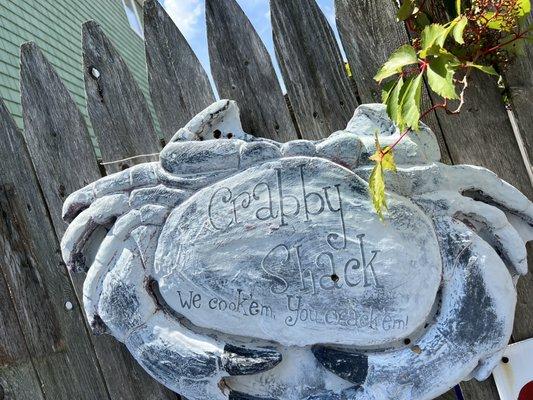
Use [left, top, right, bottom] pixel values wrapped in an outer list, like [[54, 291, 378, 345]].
[[154, 155, 442, 348], [61, 100, 533, 400]]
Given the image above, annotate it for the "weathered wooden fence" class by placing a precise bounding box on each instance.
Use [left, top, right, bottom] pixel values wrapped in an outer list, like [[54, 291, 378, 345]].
[[0, 0, 531, 399]]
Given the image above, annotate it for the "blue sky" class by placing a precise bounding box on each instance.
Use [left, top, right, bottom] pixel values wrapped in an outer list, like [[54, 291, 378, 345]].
[[157, 0, 340, 93]]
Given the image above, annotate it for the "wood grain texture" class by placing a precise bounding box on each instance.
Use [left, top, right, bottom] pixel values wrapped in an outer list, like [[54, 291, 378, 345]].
[[206, 0, 298, 142], [434, 388, 459, 400], [83, 21, 161, 173], [0, 182, 44, 400], [504, 18, 533, 165], [0, 361, 44, 400], [20, 42, 179, 400], [515, 244, 533, 342], [144, 0, 215, 142], [460, 377, 501, 400], [334, 0, 452, 164], [271, 0, 358, 140], [432, 71, 532, 199], [0, 93, 110, 400]]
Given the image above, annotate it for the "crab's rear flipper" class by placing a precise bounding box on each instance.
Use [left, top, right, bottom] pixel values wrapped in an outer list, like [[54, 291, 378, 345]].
[[313, 217, 516, 400]]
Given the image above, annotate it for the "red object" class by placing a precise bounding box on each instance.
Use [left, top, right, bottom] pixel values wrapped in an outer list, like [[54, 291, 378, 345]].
[[519, 381, 533, 400]]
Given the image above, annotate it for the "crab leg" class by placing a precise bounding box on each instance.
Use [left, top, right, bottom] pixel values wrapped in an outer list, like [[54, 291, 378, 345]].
[[312, 217, 516, 400], [356, 163, 533, 277], [377, 163, 533, 224], [415, 191, 528, 276], [67, 186, 282, 400], [61, 186, 186, 272]]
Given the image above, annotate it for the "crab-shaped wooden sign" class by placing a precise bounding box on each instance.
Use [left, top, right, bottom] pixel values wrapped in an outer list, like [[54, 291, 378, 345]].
[[61, 100, 533, 400]]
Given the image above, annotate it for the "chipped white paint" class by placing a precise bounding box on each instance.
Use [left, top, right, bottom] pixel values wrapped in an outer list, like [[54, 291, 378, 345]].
[[61, 100, 533, 400]]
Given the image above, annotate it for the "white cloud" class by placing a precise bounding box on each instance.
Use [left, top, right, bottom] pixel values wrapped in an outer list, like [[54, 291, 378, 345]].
[[160, 0, 204, 39]]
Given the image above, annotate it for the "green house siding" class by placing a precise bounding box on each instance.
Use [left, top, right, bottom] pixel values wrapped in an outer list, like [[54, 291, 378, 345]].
[[0, 0, 159, 145]]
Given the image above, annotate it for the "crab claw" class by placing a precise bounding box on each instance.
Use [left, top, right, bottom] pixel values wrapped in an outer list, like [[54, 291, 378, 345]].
[[126, 313, 281, 400], [312, 216, 516, 400]]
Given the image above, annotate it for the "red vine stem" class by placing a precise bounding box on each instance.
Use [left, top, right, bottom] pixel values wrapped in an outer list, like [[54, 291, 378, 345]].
[[381, 101, 448, 157], [377, 0, 531, 162], [479, 27, 532, 57]]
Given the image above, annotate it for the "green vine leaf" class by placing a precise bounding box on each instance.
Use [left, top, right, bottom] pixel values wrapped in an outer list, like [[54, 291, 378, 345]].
[[381, 80, 396, 103], [399, 73, 423, 131], [453, 16, 468, 44], [369, 164, 387, 220], [374, 45, 418, 82], [465, 62, 499, 76], [420, 24, 450, 57], [398, 0, 416, 21], [385, 77, 404, 127], [427, 55, 460, 99]]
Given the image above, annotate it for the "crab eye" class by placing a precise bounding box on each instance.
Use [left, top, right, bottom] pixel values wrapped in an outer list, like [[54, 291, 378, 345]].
[[213, 130, 222, 139], [227, 133, 233, 139]]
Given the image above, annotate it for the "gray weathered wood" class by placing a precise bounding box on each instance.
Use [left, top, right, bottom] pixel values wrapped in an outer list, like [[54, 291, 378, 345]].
[[0, 165, 45, 400], [515, 245, 533, 342], [504, 17, 533, 166], [461, 377, 501, 400], [206, 0, 298, 141], [437, 389, 459, 400], [432, 72, 532, 199], [19, 42, 179, 400], [0, 362, 44, 400], [335, 0, 452, 164], [144, 0, 216, 142], [0, 90, 110, 400], [83, 21, 161, 173], [271, 0, 358, 140]]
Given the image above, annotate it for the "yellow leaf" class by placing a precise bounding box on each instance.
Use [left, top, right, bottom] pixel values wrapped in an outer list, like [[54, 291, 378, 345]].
[[369, 134, 397, 219], [369, 163, 387, 220], [381, 147, 397, 172]]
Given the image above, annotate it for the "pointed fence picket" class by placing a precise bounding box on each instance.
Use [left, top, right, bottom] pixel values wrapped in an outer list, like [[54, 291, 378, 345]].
[[504, 14, 533, 170], [0, 69, 111, 400], [206, 0, 298, 141], [19, 42, 179, 400], [0, 0, 532, 399], [271, 0, 358, 140], [83, 21, 161, 174], [144, 0, 215, 142], [0, 99, 47, 400]]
